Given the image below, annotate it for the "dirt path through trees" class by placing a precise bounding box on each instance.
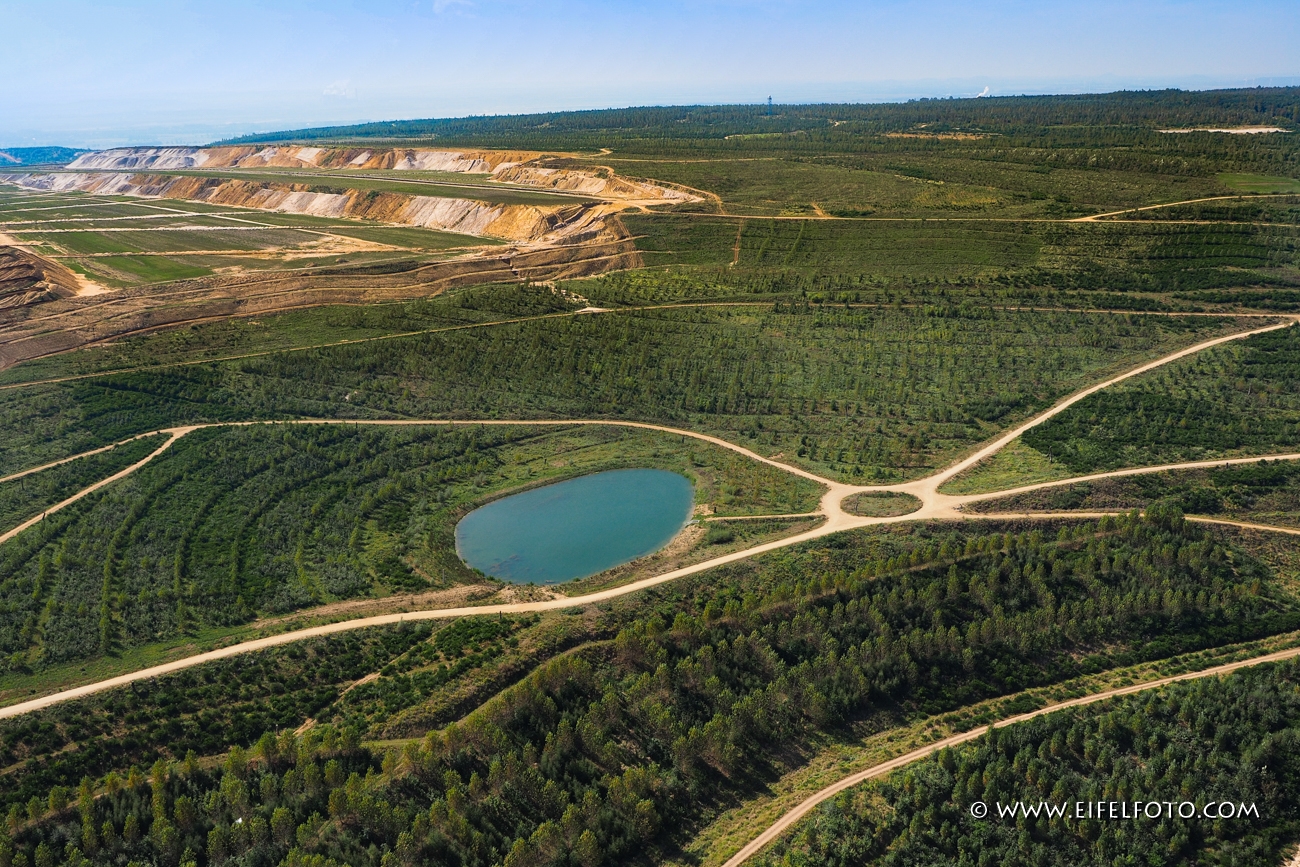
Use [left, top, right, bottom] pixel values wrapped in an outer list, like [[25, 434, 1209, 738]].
[[1, 314, 1298, 717], [719, 641, 1300, 867]]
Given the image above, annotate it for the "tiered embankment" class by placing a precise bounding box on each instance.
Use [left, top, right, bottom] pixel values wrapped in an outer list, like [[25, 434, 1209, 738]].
[[3, 172, 623, 245], [0, 246, 83, 309], [62, 146, 699, 204]]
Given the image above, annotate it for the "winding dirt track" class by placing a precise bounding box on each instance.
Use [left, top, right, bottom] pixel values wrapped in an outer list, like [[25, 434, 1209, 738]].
[[719, 641, 1300, 867], [1071, 193, 1300, 222], [0, 315, 1296, 721]]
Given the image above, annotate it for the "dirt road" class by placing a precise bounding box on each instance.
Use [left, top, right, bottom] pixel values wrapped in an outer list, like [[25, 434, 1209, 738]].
[[720, 641, 1300, 867], [0, 316, 1298, 718]]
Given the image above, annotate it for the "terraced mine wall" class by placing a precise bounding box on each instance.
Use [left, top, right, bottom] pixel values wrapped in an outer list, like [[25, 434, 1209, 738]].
[[65, 145, 536, 173], [60, 145, 699, 202], [1, 172, 618, 244], [0, 232, 640, 368]]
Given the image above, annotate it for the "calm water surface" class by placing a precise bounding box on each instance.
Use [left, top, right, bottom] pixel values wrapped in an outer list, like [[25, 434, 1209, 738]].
[[455, 469, 693, 584]]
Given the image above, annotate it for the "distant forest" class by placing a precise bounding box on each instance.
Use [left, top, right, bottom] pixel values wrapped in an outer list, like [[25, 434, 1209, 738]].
[[220, 87, 1300, 148], [0, 147, 87, 166]]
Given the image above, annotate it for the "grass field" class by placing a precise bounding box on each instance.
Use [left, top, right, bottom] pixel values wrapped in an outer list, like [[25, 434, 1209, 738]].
[[1219, 172, 1300, 193], [937, 437, 1076, 494]]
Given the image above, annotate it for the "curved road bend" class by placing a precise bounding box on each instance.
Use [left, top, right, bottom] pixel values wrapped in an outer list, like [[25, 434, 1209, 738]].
[[0, 430, 177, 485], [720, 641, 1300, 867], [0, 429, 191, 547]]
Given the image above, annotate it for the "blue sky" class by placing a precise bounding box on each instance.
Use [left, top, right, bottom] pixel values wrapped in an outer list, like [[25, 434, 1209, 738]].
[[3, 0, 1298, 148]]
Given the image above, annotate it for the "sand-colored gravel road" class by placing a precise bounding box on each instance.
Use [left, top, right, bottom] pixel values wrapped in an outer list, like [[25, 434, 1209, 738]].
[[0, 316, 1297, 722], [720, 641, 1300, 867]]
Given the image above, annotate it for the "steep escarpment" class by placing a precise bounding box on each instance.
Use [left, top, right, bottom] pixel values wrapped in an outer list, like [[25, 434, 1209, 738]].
[[2, 172, 626, 244], [492, 163, 697, 202], [0, 246, 82, 309], [66, 146, 537, 174], [60, 146, 702, 205]]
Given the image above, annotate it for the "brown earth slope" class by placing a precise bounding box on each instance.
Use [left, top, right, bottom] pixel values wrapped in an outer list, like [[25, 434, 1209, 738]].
[[0, 247, 82, 309], [0, 228, 641, 369]]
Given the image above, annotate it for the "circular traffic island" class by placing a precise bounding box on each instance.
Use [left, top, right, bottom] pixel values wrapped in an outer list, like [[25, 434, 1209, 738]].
[[842, 490, 923, 518]]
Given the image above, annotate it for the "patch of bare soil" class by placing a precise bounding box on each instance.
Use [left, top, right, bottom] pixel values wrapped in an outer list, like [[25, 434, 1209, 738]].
[[884, 132, 988, 140], [280, 233, 402, 259], [563, 515, 824, 598], [1159, 127, 1289, 134], [0, 246, 86, 308], [493, 584, 564, 604]]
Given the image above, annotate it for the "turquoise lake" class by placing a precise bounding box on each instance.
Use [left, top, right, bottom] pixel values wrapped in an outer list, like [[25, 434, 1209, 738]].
[[454, 469, 694, 584]]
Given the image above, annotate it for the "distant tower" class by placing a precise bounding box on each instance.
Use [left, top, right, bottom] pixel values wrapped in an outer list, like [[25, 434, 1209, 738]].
[[767, 96, 773, 115]]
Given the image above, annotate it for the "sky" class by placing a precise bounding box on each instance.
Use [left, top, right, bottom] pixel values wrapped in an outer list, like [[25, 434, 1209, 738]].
[[3, 0, 1298, 149]]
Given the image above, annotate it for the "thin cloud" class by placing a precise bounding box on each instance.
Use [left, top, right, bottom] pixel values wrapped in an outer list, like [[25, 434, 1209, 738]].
[[323, 80, 356, 99]]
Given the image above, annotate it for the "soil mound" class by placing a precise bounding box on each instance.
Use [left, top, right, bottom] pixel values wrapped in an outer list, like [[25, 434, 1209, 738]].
[[0, 247, 81, 309]]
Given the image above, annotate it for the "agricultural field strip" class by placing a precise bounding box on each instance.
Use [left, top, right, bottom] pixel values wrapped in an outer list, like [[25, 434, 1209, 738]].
[[0, 195, 282, 221], [0, 315, 1297, 719], [0, 200, 214, 215], [0, 211, 280, 226], [719, 640, 1300, 867], [106, 168, 605, 201], [9, 226, 380, 234], [0, 303, 1283, 393]]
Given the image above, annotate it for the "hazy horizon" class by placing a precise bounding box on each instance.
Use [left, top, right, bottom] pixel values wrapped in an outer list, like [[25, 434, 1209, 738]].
[[4, 0, 1298, 150]]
